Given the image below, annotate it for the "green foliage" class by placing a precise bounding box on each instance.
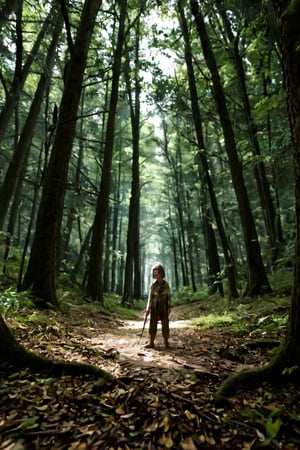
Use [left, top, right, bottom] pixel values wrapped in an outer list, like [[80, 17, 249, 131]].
[[0, 278, 34, 318], [283, 0, 300, 17], [241, 397, 283, 446], [190, 312, 234, 329], [172, 286, 210, 306], [282, 365, 300, 375], [253, 90, 285, 121], [269, 266, 293, 293], [0, 287, 19, 317], [104, 294, 145, 319]]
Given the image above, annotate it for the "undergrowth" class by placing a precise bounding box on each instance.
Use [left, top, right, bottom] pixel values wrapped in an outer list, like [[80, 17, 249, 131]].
[[0, 263, 292, 338]]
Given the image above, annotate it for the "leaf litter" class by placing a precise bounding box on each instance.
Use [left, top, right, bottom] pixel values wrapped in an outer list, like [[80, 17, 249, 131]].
[[0, 302, 300, 449]]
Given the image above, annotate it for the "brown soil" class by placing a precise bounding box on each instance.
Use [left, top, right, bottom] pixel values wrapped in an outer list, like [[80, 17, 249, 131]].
[[1, 301, 299, 449]]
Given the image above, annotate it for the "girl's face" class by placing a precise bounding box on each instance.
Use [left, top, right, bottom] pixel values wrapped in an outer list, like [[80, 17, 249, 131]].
[[153, 269, 162, 280]]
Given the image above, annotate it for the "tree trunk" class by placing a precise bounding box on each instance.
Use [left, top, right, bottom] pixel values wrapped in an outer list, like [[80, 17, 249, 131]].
[[185, 190, 197, 293], [190, 0, 272, 296], [21, 0, 102, 307], [86, 0, 127, 303], [203, 209, 224, 296], [215, 0, 300, 402], [275, 0, 300, 360], [103, 206, 112, 291], [122, 24, 141, 305], [161, 121, 189, 287], [110, 158, 122, 293], [169, 204, 180, 291], [217, 0, 279, 266], [178, 1, 238, 299], [71, 225, 93, 287], [60, 101, 86, 269], [0, 16, 62, 230], [0, 5, 53, 145]]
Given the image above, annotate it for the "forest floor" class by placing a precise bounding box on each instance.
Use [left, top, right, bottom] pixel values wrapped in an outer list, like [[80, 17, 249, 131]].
[[1, 296, 300, 449]]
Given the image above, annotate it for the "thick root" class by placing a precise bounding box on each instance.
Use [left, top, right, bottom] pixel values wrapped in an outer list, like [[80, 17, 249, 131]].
[[0, 315, 112, 380], [214, 347, 292, 404]]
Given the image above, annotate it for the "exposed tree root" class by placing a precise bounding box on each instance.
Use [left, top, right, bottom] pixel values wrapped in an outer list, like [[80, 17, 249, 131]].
[[214, 364, 275, 404], [0, 315, 112, 380], [214, 345, 300, 404]]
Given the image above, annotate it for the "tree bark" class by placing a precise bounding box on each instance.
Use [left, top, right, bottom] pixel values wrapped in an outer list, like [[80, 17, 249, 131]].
[[186, 190, 197, 293], [203, 209, 224, 296], [215, 0, 300, 402], [110, 166, 121, 293]]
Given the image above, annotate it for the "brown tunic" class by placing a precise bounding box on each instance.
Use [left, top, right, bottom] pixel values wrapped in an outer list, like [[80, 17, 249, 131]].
[[146, 279, 171, 341]]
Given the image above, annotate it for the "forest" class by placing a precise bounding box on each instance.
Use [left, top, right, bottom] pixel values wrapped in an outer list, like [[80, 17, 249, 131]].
[[1, 0, 300, 448]]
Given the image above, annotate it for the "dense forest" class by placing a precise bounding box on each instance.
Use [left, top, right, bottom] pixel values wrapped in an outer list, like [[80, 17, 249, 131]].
[[0, 0, 295, 306], [1, 0, 300, 447]]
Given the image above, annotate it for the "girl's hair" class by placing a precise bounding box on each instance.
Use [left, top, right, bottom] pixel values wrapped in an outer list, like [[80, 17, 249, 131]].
[[152, 264, 165, 278]]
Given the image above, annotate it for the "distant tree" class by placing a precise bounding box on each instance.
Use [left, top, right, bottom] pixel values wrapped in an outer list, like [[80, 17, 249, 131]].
[[85, 0, 127, 304], [203, 209, 224, 296], [110, 158, 122, 294], [215, 0, 300, 402], [159, 120, 190, 287]]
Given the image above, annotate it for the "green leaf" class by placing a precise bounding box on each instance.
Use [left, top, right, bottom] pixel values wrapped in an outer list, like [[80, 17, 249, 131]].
[[265, 417, 282, 440], [20, 416, 39, 430]]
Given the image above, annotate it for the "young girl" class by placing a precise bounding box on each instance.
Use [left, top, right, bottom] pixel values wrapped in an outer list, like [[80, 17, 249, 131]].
[[145, 264, 171, 349]]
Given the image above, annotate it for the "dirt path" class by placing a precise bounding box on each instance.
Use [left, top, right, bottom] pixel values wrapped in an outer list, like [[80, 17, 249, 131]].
[[38, 303, 269, 385]]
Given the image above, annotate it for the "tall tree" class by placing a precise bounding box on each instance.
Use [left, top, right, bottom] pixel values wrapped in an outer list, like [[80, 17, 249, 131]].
[[215, 0, 300, 401], [0, 15, 63, 230], [190, 0, 272, 296], [110, 157, 122, 293], [203, 208, 224, 295], [21, 0, 102, 307], [177, 1, 239, 298], [161, 122, 190, 286], [216, 0, 279, 265], [86, 0, 127, 304], [122, 11, 143, 305], [0, 4, 53, 146]]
